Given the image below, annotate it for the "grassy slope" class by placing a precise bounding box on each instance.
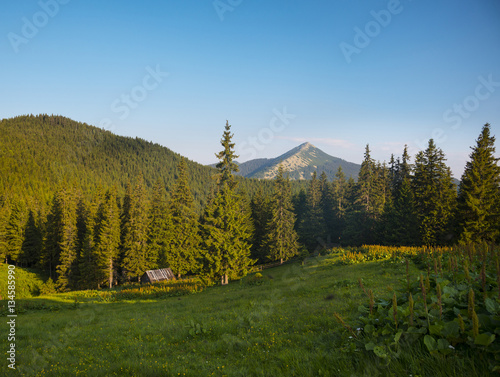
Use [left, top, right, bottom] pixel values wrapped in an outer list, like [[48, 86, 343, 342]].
[[10, 255, 489, 377]]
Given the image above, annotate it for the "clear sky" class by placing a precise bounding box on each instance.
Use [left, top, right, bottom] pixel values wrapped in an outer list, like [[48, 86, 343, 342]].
[[2, 0, 499, 177]]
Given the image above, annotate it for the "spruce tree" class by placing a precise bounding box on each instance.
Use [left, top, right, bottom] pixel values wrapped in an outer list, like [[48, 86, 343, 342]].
[[292, 189, 307, 233], [249, 188, 271, 263], [54, 187, 79, 291], [263, 165, 299, 263], [331, 166, 347, 244], [19, 210, 42, 266], [298, 172, 326, 251], [94, 188, 121, 288], [78, 193, 101, 289], [345, 145, 385, 245], [201, 121, 254, 285], [412, 139, 456, 245], [457, 123, 500, 243], [0, 199, 10, 263], [357, 145, 376, 214], [319, 171, 335, 246], [5, 200, 25, 264], [42, 196, 61, 279], [147, 180, 170, 269], [122, 175, 150, 280], [380, 146, 419, 245], [166, 158, 201, 278]]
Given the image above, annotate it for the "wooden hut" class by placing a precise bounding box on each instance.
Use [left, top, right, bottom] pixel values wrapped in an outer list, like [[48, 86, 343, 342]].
[[141, 268, 176, 284]]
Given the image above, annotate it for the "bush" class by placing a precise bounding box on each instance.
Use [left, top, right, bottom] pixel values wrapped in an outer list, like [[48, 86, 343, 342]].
[[40, 278, 57, 295]]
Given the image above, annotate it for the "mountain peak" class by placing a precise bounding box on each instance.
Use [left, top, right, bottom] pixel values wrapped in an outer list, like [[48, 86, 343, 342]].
[[298, 142, 315, 150], [236, 142, 360, 180]]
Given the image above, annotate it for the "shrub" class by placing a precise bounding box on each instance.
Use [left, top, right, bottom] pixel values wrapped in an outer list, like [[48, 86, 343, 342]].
[[40, 278, 57, 295]]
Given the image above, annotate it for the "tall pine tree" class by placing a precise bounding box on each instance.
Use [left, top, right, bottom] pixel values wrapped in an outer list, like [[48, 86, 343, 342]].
[[122, 175, 150, 280], [201, 121, 254, 285], [263, 165, 299, 264], [5, 200, 25, 264], [19, 210, 42, 267], [54, 187, 79, 291], [78, 192, 101, 289], [380, 146, 419, 245], [94, 188, 121, 288], [457, 123, 500, 243], [0, 198, 10, 263], [249, 188, 271, 263], [166, 158, 201, 278], [147, 180, 171, 269], [412, 139, 456, 245], [331, 166, 348, 244], [298, 172, 326, 251]]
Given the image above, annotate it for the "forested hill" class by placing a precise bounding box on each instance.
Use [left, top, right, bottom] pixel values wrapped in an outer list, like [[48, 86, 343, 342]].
[[0, 115, 276, 208]]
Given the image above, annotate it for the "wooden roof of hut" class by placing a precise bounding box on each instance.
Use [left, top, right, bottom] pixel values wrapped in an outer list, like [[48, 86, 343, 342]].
[[141, 268, 176, 283]]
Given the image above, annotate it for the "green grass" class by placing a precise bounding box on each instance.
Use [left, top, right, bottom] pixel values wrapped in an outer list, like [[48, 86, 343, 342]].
[[4, 255, 492, 376]]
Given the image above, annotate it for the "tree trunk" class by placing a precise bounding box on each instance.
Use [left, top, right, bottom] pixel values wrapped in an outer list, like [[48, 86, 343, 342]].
[[109, 256, 113, 289]]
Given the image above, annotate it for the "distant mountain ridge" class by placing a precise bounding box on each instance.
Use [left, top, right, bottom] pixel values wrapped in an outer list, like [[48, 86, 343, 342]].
[[234, 142, 360, 180], [0, 114, 277, 209]]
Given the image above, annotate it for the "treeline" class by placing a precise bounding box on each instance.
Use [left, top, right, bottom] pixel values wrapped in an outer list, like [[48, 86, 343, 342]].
[[0, 120, 499, 291], [279, 123, 499, 249]]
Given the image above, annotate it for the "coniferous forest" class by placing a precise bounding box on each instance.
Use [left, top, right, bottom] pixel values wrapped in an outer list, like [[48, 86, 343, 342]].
[[1, 115, 499, 292]]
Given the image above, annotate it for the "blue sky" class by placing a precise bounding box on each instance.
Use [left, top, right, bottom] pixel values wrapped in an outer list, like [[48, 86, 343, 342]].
[[1, 0, 500, 177]]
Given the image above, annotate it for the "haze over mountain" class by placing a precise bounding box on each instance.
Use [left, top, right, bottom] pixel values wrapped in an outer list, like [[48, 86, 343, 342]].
[[235, 142, 361, 180]]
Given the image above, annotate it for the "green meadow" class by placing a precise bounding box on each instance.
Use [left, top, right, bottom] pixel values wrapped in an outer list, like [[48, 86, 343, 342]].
[[3, 248, 495, 377]]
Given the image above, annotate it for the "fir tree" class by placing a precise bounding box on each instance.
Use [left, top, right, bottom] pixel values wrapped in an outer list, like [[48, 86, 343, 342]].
[[249, 188, 271, 263], [214, 121, 240, 190], [0, 199, 9, 263], [122, 175, 150, 280], [331, 166, 347, 244], [298, 172, 326, 251], [94, 188, 121, 288], [78, 192, 101, 289], [319, 171, 335, 246], [54, 187, 79, 291], [147, 180, 170, 269], [292, 188, 307, 233], [5, 200, 25, 264], [345, 145, 386, 245], [457, 124, 500, 243], [380, 146, 419, 245], [263, 165, 299, 263], [19, 210, 42, 266], [201, 121, 254, 284], [166, 158, 201, 278], [357, 145, 376, 214], [412, 139, 456, 245]]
